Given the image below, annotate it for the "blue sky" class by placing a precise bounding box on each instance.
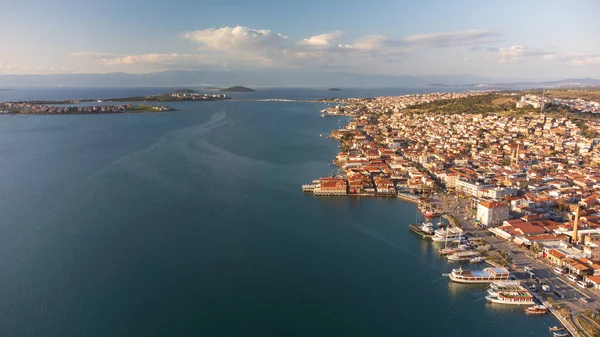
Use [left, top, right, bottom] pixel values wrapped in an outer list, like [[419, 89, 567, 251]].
[[1, 0, 599, 80]]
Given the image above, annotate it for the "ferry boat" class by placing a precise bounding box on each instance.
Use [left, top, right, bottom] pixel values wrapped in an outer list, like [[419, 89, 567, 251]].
[[487, 280, 523, 297], [525, 304, 548, 315], [447, 251, 480, 262], [448, 267, 510, 283], [485, 282, 534, 305], [432, 227, 463, 242], [486, 291, 535, 305]]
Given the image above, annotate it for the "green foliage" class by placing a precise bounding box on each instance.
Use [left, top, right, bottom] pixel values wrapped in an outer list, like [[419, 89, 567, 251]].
[[405, 94, 515, 115]]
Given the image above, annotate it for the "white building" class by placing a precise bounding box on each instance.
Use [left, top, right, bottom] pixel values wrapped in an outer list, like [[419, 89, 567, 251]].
[[456, 179, 494, 197], [477, 201, 510, 227]]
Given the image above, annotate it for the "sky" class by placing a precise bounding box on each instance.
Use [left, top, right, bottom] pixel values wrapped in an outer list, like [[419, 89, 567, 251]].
[[0, 0, 599, 80]]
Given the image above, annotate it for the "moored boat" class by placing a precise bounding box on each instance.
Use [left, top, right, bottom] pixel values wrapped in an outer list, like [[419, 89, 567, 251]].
[[448, 267, 510, 283], [409, 222, 435, 238], [553, 331, 568, 337], [549, 326, 564, 332], [525, 304, 547, 315], [432, 227, 463, 242], [486, 291, 535, 305], [447, 251, 480, 262], [469, 256, 484, 263]]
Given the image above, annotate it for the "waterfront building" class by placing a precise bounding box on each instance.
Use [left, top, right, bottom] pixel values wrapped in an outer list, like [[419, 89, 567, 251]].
[[477, 201, 509, 227]]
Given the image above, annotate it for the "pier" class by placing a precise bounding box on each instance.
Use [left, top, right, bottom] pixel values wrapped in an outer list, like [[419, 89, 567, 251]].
[[530, 291, 581, 337]]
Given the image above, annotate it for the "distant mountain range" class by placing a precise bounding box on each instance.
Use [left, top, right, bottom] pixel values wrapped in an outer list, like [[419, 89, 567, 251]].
[[0, 70, 598, 88]]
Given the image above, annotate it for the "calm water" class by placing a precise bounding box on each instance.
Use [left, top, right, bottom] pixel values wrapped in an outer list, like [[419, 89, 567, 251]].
[[0, 88, 555, 336]]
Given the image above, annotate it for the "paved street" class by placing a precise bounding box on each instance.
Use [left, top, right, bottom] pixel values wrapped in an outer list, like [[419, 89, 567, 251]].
[[430, 193, 600, 316]]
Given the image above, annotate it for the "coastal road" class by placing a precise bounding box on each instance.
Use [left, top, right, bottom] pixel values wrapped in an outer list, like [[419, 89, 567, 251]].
[[432, 194, 600, 313]]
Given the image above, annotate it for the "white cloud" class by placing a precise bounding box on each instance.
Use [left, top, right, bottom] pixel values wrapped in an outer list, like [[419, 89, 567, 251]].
[[298, 31, 342, 47], [99, 53, 218, 67], [403, 29, 500, 48], [546, 53, 600, 66], [70, 52, 221, 71], [482, 45, 600, 66], [483, 45, 556, 63], [182, 26, 288, 64], [69, 51, 122, 58]]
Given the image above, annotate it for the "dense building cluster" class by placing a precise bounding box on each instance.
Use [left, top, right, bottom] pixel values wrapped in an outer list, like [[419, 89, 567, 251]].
[[307, 91, 600, 287], [0, 102, 173, 114]]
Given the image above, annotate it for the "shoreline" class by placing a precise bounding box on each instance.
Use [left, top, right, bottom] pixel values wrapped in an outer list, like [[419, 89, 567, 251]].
[[303, 90, 600, 335]]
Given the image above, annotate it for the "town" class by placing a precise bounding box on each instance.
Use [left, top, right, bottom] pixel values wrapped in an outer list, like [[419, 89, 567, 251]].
[[0, 102, 175, 115], [304, 89, 600, 336]]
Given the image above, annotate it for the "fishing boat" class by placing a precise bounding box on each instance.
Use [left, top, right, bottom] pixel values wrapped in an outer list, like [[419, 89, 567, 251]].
[[448, 267, 510, 283], [525, 304, 547, 315]]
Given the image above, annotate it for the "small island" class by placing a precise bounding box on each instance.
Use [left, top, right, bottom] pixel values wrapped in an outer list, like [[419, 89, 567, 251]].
[[328, 88, 341, 91], [219, 86, 256, 92]]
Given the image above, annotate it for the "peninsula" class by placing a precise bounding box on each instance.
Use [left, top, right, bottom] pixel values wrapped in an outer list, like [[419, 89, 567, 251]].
[[304, 89, 600, 336], [0, 102, 175, 115], [219, 86, 256, 92]]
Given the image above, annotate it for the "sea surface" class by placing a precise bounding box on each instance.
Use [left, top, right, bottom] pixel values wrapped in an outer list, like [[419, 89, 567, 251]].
[[0, 87, 556, 336]]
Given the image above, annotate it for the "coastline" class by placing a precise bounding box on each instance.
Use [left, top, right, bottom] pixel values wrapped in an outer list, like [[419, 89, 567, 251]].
[[304, 90, 600, 335]]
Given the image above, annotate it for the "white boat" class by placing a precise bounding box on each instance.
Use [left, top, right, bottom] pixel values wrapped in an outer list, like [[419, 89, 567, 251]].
[[469, 256, 484, 263], [486, 291, 535, 305], [420, 222, 434, 234], [525, 304, 547, 315], [487, 280, 523, 297], [448, 267, 510, 283], [447, 251, 480, 262], [439, 246, 466, 255], [432, 227, 463, 242]]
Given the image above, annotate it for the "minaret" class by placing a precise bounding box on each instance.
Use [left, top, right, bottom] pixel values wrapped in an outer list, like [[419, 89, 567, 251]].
[[573, 205, 581, 245]]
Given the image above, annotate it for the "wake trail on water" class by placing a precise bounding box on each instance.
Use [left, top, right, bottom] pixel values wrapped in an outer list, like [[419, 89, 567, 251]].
[[349, 222, 399, 249], [29, 110, 235, 228]]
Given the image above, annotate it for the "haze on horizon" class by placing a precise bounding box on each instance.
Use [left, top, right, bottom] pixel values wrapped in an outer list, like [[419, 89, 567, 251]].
[[1, 0, 599, 83]]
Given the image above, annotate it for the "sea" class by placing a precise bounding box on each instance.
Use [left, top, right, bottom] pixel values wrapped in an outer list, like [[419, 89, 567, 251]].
[[0, 87, 557, 336]]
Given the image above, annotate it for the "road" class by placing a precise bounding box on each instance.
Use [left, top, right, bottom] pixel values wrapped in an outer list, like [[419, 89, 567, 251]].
[[429, 193, 600, 335]]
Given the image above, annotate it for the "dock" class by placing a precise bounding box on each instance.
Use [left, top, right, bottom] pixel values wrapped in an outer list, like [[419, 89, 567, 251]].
[[530, 291, 580, 337], [397, 192, 421, 203]]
